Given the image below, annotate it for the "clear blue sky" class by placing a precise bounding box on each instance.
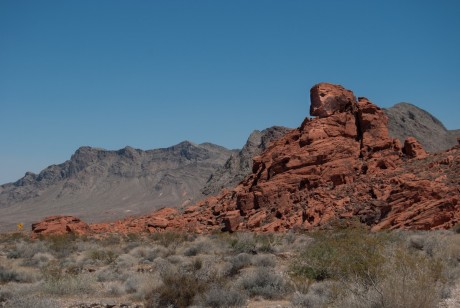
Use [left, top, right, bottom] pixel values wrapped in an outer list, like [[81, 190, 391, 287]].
[[1, 0, 459, 184]]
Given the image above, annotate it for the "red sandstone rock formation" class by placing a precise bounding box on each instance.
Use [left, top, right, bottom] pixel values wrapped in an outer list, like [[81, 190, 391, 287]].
[[403, 137, 428, 158], [310, 83, 356, 117], [31, 83, 460, 236], [31, 215, 92, 237]]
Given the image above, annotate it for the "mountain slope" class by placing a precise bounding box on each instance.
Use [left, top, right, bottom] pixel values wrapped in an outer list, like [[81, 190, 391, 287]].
[[201, 126, 291, 196], [0, 142, 235, 231], [384, 103, 459, 152]]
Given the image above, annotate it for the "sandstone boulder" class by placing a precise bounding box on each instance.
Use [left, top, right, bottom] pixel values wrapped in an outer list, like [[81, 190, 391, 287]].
[[31, 215, 91, 237], [403, 137, 428, 158], [310, 82, 357, 117]]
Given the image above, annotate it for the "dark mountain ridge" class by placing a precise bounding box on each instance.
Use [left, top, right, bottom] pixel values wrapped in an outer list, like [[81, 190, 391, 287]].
[[0, 141, 236, 231]]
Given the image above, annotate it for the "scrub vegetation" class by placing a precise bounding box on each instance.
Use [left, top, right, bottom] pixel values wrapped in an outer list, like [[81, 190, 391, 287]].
[[0, 226, 459, 307]]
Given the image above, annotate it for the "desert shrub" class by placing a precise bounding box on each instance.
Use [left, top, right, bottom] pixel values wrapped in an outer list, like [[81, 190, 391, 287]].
[[291, 281, 336, 308], [229, 233, 283, 254], [41, 273, 96, 295], [405, 231, 450, 257], [229, 233, 257, 254], [0, 289, 12, 305], [183, 241, 206, 256], [334, 247, 445, 308], [0, 265, 36, 283], [291, 292, 325, 308], [149, 232, 188, 248], [114, 253, 138, 269], [254, 233, 281, 253], [152, 257, 176, 278], [405, 231, 460, 282], [6, 240, 48, 259], [251, 253, 276, 268], [373, 247, 445, 308], [40, 260, 64, 281], [407, 233, 425, 250], [193, 256, 221, 283], [145, 270, 207, 308], [225, 253, 252, 276], [3, 295, 60, 308], [197, 286, 247, 308], [290, 227, 389, 282], [0, 266, 20, 283], [100, 233, 122, 246], [166, 254, 189, 266], [21, 252, 55, 268], [104, 281, 125, 296], [86, 248, 117, 265], [123, 274, 142, 294], [43, 233, 78, 258], [291, 228, 447, 307], [96, 267, 123, 282], [0, 232, 29, 244], [125, 232, 143, 243], [236, 268, 290, 299], [451, 224, 460, 234], [129, 245, 168, 261]]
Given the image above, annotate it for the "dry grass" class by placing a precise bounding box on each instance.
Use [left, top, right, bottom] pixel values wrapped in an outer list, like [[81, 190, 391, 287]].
[[0, 228, 458, 307]]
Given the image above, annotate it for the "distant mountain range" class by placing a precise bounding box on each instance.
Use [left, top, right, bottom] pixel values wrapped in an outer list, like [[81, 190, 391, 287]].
[[0, 142, 235, 231], [384, 102, 459, 153], [0, 102, 458, 231]]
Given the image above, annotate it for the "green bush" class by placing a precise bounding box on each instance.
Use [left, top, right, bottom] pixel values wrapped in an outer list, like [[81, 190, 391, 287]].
[[290, 227, 389, 282], [290, 227, 447, 307]]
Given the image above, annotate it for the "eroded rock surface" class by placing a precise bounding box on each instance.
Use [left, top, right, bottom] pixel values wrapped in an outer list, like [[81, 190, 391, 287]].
[[310, 82, 357, 117], [201, 126, 291, 196], [31, 215, 92, 237], [31, 83, 460, 236]]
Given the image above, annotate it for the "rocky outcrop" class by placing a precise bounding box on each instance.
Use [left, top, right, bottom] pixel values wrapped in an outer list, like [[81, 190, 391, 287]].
[[385, 103, 459, 153], [403, 137, 428, 158], [310, 83, 357, 117], [32, 83, 459, 236], [201, 126, 291, 196], [31, 216, 91, 237]]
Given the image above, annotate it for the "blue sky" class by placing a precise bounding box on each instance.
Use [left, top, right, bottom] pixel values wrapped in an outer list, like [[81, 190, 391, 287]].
[[1, 0, 459, 184]]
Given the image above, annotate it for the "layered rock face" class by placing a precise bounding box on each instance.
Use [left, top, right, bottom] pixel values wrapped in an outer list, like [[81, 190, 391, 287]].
[[31, 216, 91, 237], [32, 83, 460, 236], [201, 126, 291, 196]]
